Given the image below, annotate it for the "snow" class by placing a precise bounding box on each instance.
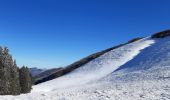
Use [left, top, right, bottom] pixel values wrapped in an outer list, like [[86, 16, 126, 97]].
[[104, 37, 170, 82], [32, 37, 154, 92], [1, 37, 170, 100]]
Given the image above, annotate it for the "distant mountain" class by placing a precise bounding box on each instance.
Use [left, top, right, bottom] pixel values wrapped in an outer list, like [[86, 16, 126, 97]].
[[30, 67, 46, 77], [33, 68, 63, 84]]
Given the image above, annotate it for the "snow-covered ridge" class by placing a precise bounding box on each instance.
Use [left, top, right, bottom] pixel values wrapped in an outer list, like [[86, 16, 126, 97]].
[[32, 37, 155, 92]]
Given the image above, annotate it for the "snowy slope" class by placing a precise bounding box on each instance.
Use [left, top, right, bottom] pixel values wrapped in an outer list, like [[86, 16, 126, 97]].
[[1, 37, 170, 100], [32, 37, 154, 92], [104, 36, 170, 82]]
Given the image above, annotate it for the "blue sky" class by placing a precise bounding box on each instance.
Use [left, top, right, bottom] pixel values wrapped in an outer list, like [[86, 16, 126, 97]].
[[0, 0, 169, 68]]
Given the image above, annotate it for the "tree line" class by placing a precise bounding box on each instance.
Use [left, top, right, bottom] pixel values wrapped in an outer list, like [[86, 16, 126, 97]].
[[0, 47, 32, 95]]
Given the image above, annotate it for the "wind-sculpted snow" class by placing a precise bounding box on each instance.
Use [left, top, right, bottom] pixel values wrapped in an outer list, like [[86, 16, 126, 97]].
[[32, 37, 154, 92], [2, 37, 170, 100], [105, 36, 170, 82]]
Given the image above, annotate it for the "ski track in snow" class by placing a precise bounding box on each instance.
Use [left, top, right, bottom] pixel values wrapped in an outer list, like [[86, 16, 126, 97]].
[[1, 37, 170, 100]]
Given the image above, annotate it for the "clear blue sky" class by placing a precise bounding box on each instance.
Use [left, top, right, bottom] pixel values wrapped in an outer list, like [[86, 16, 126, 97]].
[[0, 0, 169, 68]]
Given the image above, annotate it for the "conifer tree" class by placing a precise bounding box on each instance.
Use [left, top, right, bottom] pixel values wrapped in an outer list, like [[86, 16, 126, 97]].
[[0, 47, 32, 95], [0, 46, 6, 95], [19, 66, 32, 93], [10, 60, 21, 95], [1, 47, 12, 95]]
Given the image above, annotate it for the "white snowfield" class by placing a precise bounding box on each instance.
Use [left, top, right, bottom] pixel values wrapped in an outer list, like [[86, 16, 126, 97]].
[[1, 37, 170, 100]]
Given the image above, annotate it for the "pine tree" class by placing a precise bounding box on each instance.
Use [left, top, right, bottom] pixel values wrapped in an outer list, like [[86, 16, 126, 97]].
[[19, 66, 32, 93], [10, 60, 21, 95], [1, 47, 12, 95], [0, 46, 6, 95], [0, 47, 32, 95]]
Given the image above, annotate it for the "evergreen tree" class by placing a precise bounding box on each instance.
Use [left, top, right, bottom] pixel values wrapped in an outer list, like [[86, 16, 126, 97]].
[[19, 66, 32, 93], [10, 60, 21, 95], [0, 47, 32, 95], [1, 47, 12, 95], [0, 46, 6, 95]]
